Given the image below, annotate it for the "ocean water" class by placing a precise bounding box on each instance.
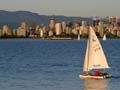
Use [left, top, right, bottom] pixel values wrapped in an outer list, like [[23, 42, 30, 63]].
[[0, 39, 119, 90]]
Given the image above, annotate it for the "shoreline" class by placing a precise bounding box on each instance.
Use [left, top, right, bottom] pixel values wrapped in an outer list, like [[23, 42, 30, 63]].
[[0, 37, 120, 40], [48, 37, 73, 40]]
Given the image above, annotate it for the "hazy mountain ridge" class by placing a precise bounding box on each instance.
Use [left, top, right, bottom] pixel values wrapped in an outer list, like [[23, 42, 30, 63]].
[[0, 10, 92, 29]]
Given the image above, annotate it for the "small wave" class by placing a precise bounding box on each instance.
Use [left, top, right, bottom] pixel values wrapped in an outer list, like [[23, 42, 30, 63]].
[[111, 76, 120, 79]]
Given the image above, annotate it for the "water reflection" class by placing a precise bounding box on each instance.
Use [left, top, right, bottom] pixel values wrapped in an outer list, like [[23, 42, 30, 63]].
[[84, 79, 109, 90]]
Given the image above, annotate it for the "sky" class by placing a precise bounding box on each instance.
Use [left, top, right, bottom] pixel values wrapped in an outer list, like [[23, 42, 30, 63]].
[[0, 0, 120, 17]]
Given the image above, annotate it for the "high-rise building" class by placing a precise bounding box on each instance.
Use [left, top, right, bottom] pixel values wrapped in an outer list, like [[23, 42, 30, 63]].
[[12, 29, 17, 36], [21, 21, 27, 29], [55, 23, 62, 35], [16, 21, 28, 37], [65, 26, 72, 34], [93, 16, 100, 26], [49, 17, 55, 30], [109, 16, 118, 24], [80, 21, 89, 36], [81, 21, 87, 27], [98, 22, 104, 37], [80, 26, 89, 37], [113, 23, 119, 30], [72, 28, 78, 35], [39, 28, 44, 37], [48, 30, 54, 37], [61, 21, 66, 32], [117, 30, 120, 37], [0, 29, 2, 37], [2, 25, 11, 36], [17, 27, 26, 37]]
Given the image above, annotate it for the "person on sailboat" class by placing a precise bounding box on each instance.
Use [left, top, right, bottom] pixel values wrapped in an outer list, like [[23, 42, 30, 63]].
[[95, 70, 101, 76]]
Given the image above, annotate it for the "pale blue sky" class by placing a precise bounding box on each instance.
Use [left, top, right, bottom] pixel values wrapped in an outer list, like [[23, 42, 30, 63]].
[[0, 0, 120, 17]]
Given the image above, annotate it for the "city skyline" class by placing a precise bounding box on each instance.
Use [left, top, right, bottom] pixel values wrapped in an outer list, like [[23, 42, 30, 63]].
[[0, 0, 120, 17]]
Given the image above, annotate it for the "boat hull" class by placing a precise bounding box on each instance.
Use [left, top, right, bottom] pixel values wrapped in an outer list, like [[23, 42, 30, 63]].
[[79, 74, 111, 79]]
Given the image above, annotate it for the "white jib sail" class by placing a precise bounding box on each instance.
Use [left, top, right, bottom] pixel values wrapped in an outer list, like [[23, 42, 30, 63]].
[[83, 27, 110, 72], [103, 34, 106, 40]]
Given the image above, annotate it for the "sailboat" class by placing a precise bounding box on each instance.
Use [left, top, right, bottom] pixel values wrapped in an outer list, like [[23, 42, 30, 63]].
[[78, 34, 80, 40], [80, 27, 111, 79], [103, 34, 106, 41]]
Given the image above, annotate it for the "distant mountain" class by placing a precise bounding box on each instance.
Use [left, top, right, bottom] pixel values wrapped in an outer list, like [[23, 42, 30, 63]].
[[0, 10, 92, 29]]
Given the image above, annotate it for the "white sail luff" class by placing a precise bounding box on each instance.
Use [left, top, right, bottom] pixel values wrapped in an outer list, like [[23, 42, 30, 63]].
[[83, 27, 110, 72], [83, 39, 89, 72]]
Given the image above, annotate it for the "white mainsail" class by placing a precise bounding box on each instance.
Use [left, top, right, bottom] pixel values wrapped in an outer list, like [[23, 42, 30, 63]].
[[103, 34, 106, 40], [83, 27, 110, 72], [78, 34, 80, 40]]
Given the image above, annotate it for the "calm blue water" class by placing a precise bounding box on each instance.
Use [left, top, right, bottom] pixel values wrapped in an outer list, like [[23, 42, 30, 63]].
[[0, 39, 119, 90]]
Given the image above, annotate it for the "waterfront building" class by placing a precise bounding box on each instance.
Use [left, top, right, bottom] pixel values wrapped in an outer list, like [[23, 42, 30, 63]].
[[39, 28, 44, 38], [35, 25, 40, 31], [80, 26, 89, 37], [117, 30, 120, 37], [80, 21, 89, 37], [81, 21, 87, 27], [73, 19, 79, 25], [92, 26, 98, 33], [2, 25, 11, 36], [74, 23, 80, 34], [113, 23, 119, 30], [0, 29, 2, 37], [48, 30, 54, 37], [29, 27, 35, 36], [17, 27, 26, 37], [79, 29, 82, 35], [55, 23, 62, 35], [117, 18, 120, 26], [98, 22, 104, 37], [65, 26, 72, 34], [110, 23, 119, 36], [72, 28, 78, 35], [43, 26, 49, 37], [12, 29, 17, 36], [61, 21, 66, 32], [93, 16, 100, 26], [16, 21, 28, 37], [21, 21, 27, 29], [49, 17, 55, 31], [108, 24, 114, 32], [105, 23, 111, 30], [29, 34, 34, 38], [42, 26, 48, 33], [110, 30, 114, 36], [109, 16, 118, 24], [31, 22, 36, 30]]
